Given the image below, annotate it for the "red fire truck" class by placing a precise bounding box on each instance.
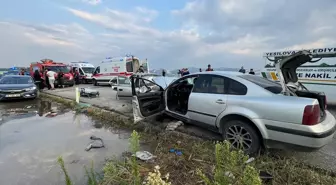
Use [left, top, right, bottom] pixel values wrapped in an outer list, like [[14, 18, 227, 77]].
[[30, 59, 74, 87]]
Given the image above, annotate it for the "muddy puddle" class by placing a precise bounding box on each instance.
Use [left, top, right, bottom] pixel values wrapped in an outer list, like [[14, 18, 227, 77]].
[[0, 99, 134, 185]]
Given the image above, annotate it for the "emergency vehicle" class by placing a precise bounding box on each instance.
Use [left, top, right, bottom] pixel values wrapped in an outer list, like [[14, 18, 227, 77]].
[[30, 59, 75, 87], [92, 56, 149, 86], [69, 61, 95, 83]]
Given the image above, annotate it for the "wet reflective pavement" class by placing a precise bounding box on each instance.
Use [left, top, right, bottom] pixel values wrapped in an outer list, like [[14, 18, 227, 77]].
[[0, 100, 131, 185]]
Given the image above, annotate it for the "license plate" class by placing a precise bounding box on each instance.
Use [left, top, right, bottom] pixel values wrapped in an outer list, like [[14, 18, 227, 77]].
[[6, 94, 21, 97]]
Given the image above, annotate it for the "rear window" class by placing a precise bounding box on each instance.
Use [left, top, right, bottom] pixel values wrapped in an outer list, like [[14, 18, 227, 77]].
[[239, 75, 282, 94]]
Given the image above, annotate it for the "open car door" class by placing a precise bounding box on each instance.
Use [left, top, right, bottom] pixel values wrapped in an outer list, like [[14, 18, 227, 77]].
[[131, 76, 165, 123]]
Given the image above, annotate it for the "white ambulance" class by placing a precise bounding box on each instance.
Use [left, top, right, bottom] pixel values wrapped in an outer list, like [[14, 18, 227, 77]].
[[69, 61, 95, 83], [92, 56, 149, 86]]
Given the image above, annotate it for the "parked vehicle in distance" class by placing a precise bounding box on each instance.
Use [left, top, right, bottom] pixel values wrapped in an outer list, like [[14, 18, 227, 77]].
[[0, 75, 39, 101], [30, 59, 74, 87], [112, 73, 178, 100], [69, 61, 95, 84], [129, 52, 336, 154], [92, 56, 149, 86]]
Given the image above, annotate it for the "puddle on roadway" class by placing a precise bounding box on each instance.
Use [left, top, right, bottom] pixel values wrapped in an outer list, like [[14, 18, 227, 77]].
[[0, 99, 133, 185]]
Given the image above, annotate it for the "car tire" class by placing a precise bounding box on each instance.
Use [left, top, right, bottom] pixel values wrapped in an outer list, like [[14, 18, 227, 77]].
[[93, 79, 97, 86], [222, 120, 261, 155]]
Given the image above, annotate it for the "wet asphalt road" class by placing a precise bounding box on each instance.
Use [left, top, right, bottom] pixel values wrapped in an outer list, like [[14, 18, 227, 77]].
[[0, 99, 132, 185]]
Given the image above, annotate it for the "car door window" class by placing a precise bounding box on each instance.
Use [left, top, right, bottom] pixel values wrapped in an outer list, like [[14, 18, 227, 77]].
[[94, 67, 100, 74], [118, 76, 131, 85], [226, 78, 247, 95], [193, 74, 225, 94]]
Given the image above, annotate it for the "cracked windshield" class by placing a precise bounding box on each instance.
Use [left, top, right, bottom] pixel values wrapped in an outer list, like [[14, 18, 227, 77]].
[[1, 0, 336, 185]]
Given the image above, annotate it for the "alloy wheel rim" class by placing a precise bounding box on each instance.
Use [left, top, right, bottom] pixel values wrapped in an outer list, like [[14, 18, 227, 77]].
[[226, 125, 253, 150]]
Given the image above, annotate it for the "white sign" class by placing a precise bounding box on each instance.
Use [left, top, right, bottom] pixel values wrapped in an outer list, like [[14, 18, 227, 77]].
[[263, 47, 336, 57], [265, 67, 336, 79]]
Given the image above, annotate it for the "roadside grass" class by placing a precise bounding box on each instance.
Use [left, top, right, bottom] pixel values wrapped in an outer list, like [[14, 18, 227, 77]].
[[43, 94, 336, 185]]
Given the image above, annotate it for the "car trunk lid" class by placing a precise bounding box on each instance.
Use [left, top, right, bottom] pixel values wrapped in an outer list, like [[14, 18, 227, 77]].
[[275, 51, 327, 120]]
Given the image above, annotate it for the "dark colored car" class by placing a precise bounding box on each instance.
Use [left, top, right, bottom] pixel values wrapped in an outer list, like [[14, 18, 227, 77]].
[[0, 75, 39, 100]]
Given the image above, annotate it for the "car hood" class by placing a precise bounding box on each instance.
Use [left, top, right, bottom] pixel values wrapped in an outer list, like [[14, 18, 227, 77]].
[[275, 50, 313, 85], [0, 84, 35, 90], [152, 76, 178, 89]]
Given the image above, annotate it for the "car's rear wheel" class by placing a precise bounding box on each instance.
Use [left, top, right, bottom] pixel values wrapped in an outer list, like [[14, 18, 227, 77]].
[[222, 120, 261, 155]]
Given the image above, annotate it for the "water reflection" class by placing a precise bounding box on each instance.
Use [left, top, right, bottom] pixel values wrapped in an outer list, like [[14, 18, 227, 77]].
[[0, 99, 69, 125]]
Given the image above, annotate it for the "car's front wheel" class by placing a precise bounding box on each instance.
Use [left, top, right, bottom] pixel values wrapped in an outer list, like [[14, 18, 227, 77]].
[[222, 120, 261, 155]]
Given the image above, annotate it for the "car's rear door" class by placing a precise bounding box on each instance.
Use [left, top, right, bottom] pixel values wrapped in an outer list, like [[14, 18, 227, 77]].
[[116, 76, 133, 100], [187, 74, 228, 127], [131, 76, 165, 123]]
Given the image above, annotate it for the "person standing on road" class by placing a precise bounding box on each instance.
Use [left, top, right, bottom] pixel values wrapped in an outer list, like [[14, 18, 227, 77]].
[[57, 70, 64, 88], [46, 69, 56, 89], [205, 64, 214, 71], [74, 69, 80, 85], [239, 66, 246, 74], [199, 68, 202, 72], [249, 69, 255, 75], [162, 69, 166, 77], [20, 68, 25, 75], [44, 69, 51, 90], [33, 70, 42, 90]]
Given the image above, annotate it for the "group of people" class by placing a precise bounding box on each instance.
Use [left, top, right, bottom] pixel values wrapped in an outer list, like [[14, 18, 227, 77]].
[[239, 66, 255, 75], [33, 69, 65, 90]]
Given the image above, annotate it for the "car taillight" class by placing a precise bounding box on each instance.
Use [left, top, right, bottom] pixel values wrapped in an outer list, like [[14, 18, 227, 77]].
[[302, 104, 320, 126]]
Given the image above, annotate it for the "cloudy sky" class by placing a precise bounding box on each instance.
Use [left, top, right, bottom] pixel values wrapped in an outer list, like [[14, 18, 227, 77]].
[[1, 0, 336, 70]]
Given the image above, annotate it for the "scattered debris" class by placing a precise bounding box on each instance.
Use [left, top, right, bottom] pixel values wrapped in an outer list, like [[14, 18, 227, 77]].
[[45, 112, 58, 117], [169, 148, 183, 156], [259, 171, 273, 183], [166, 121, 184, 131], [80, 88, 100, 98], [245, 157, 255, 164], [85, 135, 105, 151], [133, 151, 157, 161]]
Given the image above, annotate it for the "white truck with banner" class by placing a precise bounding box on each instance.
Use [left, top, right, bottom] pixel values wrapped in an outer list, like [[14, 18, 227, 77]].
[[260, 47, 336, 104], [92, 56, 149, 86], [69, 61, 95, 83]]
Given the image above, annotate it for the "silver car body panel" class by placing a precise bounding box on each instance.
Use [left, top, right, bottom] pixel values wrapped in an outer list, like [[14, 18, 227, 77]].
[[115, 75, 177, 100], [132, 71, 336, 150]]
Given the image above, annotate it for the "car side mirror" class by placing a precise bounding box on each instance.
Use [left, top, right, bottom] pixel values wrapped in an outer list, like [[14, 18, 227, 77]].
[[113, 86, 117, 91]]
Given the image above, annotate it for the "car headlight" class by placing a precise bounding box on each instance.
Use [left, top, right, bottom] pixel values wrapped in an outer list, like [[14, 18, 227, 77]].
[[25, 86, 37, 91]]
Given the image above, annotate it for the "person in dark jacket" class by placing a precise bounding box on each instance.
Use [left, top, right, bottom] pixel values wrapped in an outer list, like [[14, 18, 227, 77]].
[[205, 64, 214, 71], [74, 69, 80, 85], [249, 69, 255, 75], [181, 68, 190, 76], [20, 69, 25, 75], [33, 70, 42, 90], [137, 66, 145, 73], [239, 66, 246, 74], [57, 70, 64, 88], [162, 69, 166, 77], [199, 68, 202, 72]]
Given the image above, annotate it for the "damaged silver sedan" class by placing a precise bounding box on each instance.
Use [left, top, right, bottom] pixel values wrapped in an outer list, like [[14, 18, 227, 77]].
[[130, 51, 336, 154]]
